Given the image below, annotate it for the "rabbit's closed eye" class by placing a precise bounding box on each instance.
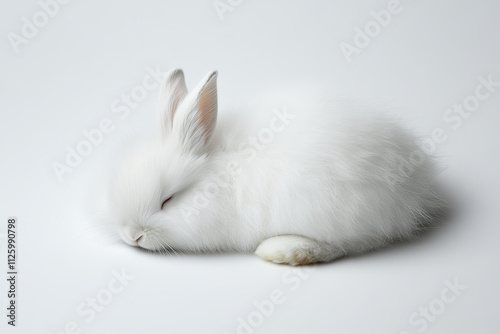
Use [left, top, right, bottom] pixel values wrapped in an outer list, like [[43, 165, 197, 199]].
[[161, 196, 173, 210]]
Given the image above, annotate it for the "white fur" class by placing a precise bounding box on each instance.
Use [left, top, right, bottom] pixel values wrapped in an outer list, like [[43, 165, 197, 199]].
[[107, 69, 440, 265]]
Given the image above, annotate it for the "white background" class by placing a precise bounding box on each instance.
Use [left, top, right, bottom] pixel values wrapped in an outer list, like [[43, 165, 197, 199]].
[[1, 0, 499, 333]]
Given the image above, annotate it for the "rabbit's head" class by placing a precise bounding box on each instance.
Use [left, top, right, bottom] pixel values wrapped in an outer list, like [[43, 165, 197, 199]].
[[109, 69, 218, 251]]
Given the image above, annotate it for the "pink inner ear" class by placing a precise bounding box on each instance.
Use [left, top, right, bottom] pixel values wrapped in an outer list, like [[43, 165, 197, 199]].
[[198, 84, 217, 137]]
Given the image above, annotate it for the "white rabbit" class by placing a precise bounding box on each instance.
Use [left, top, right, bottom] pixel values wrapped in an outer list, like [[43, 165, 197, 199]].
[[108, 69, 440, 265]]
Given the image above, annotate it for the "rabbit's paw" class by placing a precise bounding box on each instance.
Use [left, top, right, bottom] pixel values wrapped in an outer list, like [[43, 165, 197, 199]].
[[255, 235, 339, 266]]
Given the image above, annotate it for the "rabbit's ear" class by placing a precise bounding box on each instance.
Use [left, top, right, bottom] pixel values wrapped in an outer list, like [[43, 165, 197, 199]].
[[160, 68, 188, 132], [173, 70, 218, 153]]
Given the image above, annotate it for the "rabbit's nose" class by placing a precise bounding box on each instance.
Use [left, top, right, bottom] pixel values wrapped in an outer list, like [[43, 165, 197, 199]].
[[125, 227, 143, 245]]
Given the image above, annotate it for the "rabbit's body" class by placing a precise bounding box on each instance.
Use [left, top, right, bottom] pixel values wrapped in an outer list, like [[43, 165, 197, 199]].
[[109, 69, 438, 265]]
